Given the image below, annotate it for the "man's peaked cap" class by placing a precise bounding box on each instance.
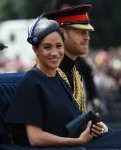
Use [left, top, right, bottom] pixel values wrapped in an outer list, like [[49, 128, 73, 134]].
[[44, 4, 94, 31]]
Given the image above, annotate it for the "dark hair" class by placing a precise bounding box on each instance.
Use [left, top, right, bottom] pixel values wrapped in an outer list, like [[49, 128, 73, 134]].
[[56, 29, 65, 42]]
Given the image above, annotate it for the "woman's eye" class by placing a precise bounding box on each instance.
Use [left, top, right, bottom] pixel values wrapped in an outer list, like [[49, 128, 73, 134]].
[[57, 45, 63, 48], [44, 46, 51, 50]]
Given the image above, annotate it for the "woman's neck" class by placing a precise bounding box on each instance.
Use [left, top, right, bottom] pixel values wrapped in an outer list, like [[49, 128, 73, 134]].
[[37, 64, 56, 77]]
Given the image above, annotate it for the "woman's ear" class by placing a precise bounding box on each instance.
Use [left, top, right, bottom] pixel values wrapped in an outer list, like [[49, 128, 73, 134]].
[[32, 45, 38, 55]]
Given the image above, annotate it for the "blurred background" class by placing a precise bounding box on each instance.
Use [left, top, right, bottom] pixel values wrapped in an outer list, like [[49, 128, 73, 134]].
[[0, 0, 121, 129]]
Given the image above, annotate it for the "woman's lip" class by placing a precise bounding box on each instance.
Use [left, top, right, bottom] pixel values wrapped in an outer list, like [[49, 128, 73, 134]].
[[49, 57, 60, 61]]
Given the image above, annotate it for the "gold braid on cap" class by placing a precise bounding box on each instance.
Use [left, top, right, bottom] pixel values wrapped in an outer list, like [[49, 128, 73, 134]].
[[57, 66, 86, 112]]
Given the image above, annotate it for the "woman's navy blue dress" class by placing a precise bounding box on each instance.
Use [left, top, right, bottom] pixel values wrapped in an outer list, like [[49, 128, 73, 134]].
[[4, 67, 121, 149], [4, 67, 85, 149]]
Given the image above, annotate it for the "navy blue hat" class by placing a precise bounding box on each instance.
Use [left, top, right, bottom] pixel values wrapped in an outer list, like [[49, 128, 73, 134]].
[[44, 4, 94, 31], [27, 14, 60, 46]]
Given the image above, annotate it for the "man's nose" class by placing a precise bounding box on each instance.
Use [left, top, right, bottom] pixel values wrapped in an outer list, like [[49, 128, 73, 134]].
[[84, 34, 90, 40]]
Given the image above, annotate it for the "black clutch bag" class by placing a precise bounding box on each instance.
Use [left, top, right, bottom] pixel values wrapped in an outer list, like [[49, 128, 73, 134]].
[[65, 110, 101, 138]]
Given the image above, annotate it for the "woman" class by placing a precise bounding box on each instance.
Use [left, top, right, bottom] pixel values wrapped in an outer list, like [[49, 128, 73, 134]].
[[4, 15, 104, 150]]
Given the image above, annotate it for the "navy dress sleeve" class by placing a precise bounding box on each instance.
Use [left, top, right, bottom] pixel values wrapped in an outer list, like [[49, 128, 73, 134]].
[[4, 70, 44, 128]]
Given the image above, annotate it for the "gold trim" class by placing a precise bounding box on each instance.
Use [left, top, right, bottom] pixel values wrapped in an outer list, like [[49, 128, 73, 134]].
[[57, 68, 70, 86], [70, 24, 94, 31], [57, 67, 86, 112]]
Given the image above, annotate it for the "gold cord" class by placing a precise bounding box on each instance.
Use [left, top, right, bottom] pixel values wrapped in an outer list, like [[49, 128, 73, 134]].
[[57, 67, 86, 112]]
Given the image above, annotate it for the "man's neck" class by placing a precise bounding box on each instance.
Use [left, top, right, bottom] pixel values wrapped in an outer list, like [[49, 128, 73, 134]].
[[60, 54, 76, 75], [64, 50, 77, 61]]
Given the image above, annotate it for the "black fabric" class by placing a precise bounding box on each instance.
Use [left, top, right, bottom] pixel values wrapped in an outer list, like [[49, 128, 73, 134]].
[[4, 67, 80, 146], [76, 57, 98, 100], [59, 54, 75, 91], [60, 55, 98, 101]]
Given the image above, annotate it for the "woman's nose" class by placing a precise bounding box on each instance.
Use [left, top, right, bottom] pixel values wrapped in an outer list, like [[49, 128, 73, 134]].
[[51, 48, 58, 55]]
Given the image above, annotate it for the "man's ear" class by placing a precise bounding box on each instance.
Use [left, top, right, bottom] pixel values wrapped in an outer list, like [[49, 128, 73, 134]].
[[60, 27, 68, 40], [60, 27, 65, 34]]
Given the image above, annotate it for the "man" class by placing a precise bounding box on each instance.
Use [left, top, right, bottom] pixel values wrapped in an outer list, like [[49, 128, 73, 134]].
[[54, 1, 106, 114], [44, 4, 100, 112], [43, 4, 121, 149]]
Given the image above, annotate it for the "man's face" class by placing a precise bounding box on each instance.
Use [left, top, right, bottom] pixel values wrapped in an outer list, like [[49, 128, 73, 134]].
[[62, 27, 90, 60]]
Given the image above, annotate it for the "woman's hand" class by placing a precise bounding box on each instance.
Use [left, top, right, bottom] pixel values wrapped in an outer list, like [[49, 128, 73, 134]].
[[78, 121, 93, 144], [90, 112, 108, 138]]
